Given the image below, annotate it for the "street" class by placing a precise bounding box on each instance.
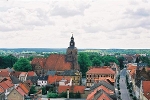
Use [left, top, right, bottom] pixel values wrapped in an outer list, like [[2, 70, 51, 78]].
[[119, 68, 131, 100]]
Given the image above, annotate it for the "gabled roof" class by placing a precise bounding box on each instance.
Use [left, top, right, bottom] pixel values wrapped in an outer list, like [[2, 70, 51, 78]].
[[90, 81, 115, 91], [20, 72, 28, 76], [93, 89, 113, 100], [28, 71, 36, 76], [16, 86, 26, 96], [45, 54, 72, 71], [10, 71, 21, 78], [87, 67, 115, 74], [48, 75, 71, 84], [31, 57, 47, 68], [0, 72, 9, 77], [0, 69, 9, 72], [127, 64, 137, 70], [0, 82, 9, 90], [4, 80, 14, 88], [10, 76, 21, 84], [142, 81, 150, 99], [58, 85, 85, 94], [19, 83, 30, 94], [0, 86, 4, 94]]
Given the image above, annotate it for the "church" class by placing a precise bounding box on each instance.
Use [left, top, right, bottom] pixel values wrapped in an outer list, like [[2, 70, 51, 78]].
[[31, 35, 81, 85]]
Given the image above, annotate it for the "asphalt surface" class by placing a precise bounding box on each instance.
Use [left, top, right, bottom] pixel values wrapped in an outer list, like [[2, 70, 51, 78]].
[[119, 68, 131, 100]]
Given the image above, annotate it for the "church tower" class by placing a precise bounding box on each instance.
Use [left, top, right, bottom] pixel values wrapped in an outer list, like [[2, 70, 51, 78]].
[[66, 34, 79, 70]]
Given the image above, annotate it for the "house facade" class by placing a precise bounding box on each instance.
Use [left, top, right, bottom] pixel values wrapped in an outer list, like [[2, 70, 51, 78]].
[[86, 67, 115, 87]]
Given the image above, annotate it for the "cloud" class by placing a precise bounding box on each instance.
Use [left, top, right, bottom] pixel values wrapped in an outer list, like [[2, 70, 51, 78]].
[[50, 1, 90, 18]]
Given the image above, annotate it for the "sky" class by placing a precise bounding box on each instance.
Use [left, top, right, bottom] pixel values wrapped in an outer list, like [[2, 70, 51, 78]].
[[0, 0, 150, 49]]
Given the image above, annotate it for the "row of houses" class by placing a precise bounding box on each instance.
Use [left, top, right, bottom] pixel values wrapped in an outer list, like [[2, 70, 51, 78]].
[[127, 63, 150, 100]]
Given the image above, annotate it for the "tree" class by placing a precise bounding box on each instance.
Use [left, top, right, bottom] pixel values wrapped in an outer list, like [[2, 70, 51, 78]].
[[27, 56, 34, 61], [78, 52, 92, 77], [29, 86, 36, 95], [117, 56, 124, 69], [0, 55, 18, 69], [14, 58, 32, 72], [42, 86, 47, 95], [92, 57, 102, 66]]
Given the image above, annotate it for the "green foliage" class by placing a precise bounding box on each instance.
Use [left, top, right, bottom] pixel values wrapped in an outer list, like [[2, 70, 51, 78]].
[[29, 86, 36, 95], [118, 91, 121, 95], [14, 58, 32, 72], [117, 56, 124, 69], [59, 92, 67, 98], [42, 86, 47, 95], [74, 92, 81, 98], [130, 93, 133, 97], [133, 96, 137, 100], [129, 89, 132, 93], [0, 55, 18, 69], [47, 92, 58, 98], [78, 52, 92, 77], [102, 55, 119, 66], [27, 56, 34, 61], [140, 56, 150, 66]]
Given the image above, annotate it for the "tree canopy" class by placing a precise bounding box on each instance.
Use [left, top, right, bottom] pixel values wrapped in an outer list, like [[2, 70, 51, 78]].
[[0, 55, 18, 69], [13, 58, 32, 72], [78, 52, 92, 77]]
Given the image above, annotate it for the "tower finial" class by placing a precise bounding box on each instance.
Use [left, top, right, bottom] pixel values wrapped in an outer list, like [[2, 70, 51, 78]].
[[72, 34, 73, 37]]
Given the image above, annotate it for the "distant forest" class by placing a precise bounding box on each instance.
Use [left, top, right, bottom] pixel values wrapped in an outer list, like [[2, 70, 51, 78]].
[[1, 48, 150, 55]]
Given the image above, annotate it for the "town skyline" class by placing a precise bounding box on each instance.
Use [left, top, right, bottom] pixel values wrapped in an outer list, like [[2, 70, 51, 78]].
[[0, 0, 150, 49]]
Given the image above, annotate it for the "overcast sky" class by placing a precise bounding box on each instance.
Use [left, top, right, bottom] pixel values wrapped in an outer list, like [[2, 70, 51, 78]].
[[0, 0, 150, 49]]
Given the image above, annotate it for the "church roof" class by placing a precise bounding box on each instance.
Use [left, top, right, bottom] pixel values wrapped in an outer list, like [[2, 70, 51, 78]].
[[31, 57, 47, 68], [45, 54, 72, 71]]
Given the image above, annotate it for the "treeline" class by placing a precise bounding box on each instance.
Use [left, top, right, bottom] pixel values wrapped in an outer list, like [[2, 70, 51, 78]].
[[78, 52, 120, 77], [0, 55, 33, 72]]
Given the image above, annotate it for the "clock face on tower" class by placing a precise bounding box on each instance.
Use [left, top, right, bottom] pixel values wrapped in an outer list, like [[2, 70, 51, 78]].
[[71, 43, 73, 45]]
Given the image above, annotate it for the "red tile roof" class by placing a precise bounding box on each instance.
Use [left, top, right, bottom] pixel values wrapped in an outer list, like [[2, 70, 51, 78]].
[[31, 57, 47, 68], [4, 80, 14, 88], [19, 83, 30, 94], [58, 85, 85, 94], [48, 75, 71, 84], [87, 67, 115, 74], [20, 72, 28, 76], [142, 81, 150, 99], [0, 72, 9, 77], [28, 71, 36, 76], [0, 86, 4, 93], [97, 92, 112, 100], [45, 54, 72, 71], [127, 64, 137, 70], [10, 71, 21, 78], [16, 86, 26, 96], [0, 69, 9, 72], [87, 85, 114, 100], [0, 82, 9, 90]]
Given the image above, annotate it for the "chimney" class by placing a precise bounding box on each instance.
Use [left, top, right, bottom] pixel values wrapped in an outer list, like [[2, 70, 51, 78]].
[[67, 88, 69, 99]]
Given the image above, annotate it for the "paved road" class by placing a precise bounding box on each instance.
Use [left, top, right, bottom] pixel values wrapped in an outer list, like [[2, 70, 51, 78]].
[[120, 68, 131, 100]]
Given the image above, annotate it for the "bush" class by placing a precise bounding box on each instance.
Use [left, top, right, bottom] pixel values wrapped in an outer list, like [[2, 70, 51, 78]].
[[133, 96, 137, 100], [47, 92, 58, 98], [129, 89, 132, 93], [130, 93, 133, 97], [118, 91, 121, 95], [59, 92, 67, 98]]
